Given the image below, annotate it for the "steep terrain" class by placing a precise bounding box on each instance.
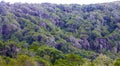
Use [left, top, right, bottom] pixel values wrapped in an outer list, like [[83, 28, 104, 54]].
[[0, 1, 120, 66]]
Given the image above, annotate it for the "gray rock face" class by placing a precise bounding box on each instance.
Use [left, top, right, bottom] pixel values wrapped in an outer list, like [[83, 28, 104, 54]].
[[67, 36, 120, 53], [94, 38, 112, 51]]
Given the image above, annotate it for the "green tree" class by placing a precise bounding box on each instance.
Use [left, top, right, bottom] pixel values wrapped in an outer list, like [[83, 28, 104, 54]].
[[16, 55, 37, 66], [0, 56, 7, 66], [114, 59, 120, 66], [36, 45, 64, 64], [54, 54, 84, 66], [93, 54, 113, 66]]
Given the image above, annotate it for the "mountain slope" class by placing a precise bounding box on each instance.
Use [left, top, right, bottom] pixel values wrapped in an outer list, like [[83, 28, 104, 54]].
[[0, 1, 120, 60]]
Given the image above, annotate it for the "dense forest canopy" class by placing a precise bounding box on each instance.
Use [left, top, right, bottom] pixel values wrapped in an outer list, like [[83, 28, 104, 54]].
[[0, 1, 120, 66]]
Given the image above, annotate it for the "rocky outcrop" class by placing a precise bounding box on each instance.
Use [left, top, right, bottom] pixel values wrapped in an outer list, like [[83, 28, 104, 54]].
[[67, 36, 120, 53]]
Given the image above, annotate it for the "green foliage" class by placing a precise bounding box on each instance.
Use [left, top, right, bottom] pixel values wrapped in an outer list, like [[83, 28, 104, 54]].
[[54, 54, 85, 66], [16, 55, 37, 66], [0, 56, 7, 66], [36, 45, 64, 63], [35, 57, 51, 66], [114, 59, 120, 66], [93, 54, 113, 66]]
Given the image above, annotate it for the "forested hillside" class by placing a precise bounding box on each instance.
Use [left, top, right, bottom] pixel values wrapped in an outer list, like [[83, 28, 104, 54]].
[[0, 1, 120, 66]]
